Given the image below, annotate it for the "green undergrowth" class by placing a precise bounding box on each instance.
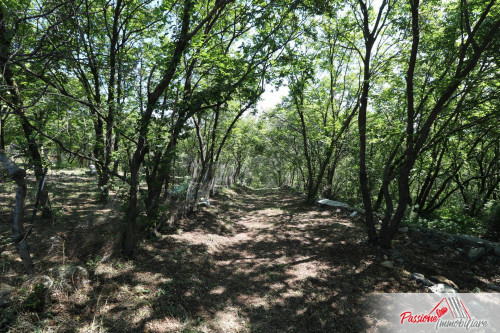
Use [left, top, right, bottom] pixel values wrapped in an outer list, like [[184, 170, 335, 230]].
[[405, 203, 500, 240]]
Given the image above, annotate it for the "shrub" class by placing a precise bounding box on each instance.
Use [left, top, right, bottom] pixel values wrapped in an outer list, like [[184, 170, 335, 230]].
[[24, 284, 47, 312], [407, 207, 486, 236]]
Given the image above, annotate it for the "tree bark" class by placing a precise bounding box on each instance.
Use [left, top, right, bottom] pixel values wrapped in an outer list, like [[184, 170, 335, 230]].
[[0, 112, 6, 151], [358, 39, 377, 244], [356, 0, 390, 244], [123, 0, 200, 257], [0, 152, 34, 275]]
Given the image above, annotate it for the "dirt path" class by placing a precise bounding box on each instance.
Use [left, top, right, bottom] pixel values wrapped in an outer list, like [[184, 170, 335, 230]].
[[2, 183, 499, 332], [128, 187, 391, 332], [133, 187, 498, 332]]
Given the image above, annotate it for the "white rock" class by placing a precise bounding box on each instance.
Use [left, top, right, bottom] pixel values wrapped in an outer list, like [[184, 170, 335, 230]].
[[410, 272, 425, 282], [86, 164, 97, 175], [317, 199, 349, 208], [429, 283, 456, 294]]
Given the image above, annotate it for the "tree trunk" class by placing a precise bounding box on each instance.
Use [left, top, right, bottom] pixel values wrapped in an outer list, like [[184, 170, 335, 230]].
[[358, 38, 377, 244], [123, 0, 195, 256], [0, 9, 51, 218], [0, 113, 6, 151], [0, 152, 34, 275]]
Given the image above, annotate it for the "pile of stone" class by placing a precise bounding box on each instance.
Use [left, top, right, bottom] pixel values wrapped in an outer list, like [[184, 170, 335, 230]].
[[402, 227, 500, 263], [411, 273, 459, 293]]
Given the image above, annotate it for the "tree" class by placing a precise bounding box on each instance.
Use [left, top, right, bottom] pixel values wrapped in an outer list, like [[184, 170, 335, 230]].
[[0, 0, 53, 216]]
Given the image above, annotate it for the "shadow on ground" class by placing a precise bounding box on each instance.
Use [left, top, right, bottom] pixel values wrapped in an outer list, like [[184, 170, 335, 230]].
[[1, 178, 499, 332], [68, 187, 413, 332]]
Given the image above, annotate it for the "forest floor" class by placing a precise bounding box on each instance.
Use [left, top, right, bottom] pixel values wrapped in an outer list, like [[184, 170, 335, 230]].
[[0, 170, 499, 332]]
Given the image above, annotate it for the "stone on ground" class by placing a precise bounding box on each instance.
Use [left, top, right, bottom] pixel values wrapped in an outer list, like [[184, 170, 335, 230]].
[[410, 272, 424, 282], [318, 199, 349, 208], [429, 283, 456, 294], [410, 273, 436, 287], [380, 261, 394, 268], [468, 247, 487, 262], [421, 278, 435, 287], [429, 275, 458, 290], [85, 164, 97, 175]]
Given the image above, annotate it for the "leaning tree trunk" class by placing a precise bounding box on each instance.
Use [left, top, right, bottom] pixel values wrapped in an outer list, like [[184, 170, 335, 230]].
[[0, 151, 34, 275], [20, 120, 52, 218]]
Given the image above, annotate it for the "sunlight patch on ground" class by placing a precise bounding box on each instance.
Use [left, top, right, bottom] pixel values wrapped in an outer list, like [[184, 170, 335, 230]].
[[286, 259, 329, 283], [334, 220, 357, 227], [171, 232, 226, 252], [295, 218, 327, 224], [210, 285, 226, 295], [237, 294, 268, 308], [77, 321, 107, 333], [255, 208, 285, 217], [133, 272, 165, 285], [269, 282, 286, 291], [145, 317, 183, 332], [283, 289, 304, 298], [131, 305, 153, 324], [209, 306, 249, 332], [94, 261, 134, 278]]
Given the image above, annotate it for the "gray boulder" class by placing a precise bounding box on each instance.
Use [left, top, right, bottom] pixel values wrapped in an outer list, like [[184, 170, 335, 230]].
[[486, 284, 500, 292], [410, 272, 424, 282], [456, 234, 498, 248], [410, 273, 435, 287], [421, 278, 435, 287], [468, 247, 487, 262]]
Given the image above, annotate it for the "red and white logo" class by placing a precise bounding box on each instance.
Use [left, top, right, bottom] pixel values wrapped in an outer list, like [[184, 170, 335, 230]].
[[400, 296, 488, 330]]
